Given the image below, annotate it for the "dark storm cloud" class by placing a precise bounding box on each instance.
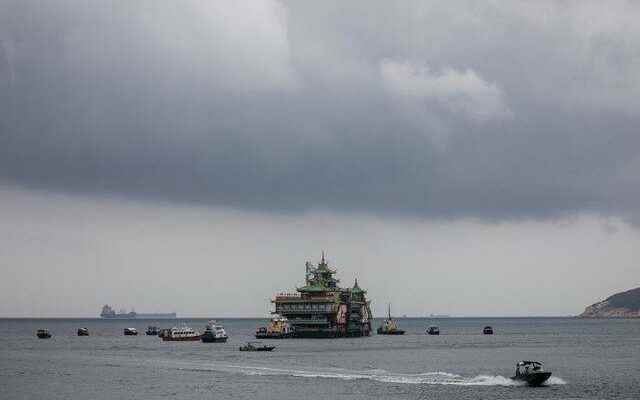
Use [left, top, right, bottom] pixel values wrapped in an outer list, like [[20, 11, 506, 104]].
[[1, 0, 639, 221]]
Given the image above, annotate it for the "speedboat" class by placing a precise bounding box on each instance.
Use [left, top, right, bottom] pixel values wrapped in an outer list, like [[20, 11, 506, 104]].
[[162, 326, 201, 341], [201, 321, 228, 343], [426, 326, 440, 335], [239, 342, 275, 351], [145, 326, 159, 336], [77, 328, 89, 336], [124, 327, 138, 336], [483, 326, 494, 335], [36, 329, 51, 339], [511, 361, 552, 386]]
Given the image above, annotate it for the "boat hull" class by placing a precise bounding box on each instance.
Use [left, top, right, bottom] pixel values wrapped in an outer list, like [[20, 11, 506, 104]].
[[162, 336, 201, 342], [511, 372, 552, 386], [201, 335, 227, 343], [239, 345, 275, 351], [377, 329, 405, 335], [255, 332, 294, 339], [291, 330, 371, 338]]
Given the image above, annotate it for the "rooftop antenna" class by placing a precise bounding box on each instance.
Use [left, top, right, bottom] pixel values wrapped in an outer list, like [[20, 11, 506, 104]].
[[321, 250, 325, 264]]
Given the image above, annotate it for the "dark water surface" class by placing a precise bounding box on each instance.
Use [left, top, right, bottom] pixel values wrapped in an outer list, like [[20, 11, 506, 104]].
[[2, 318, 639, 399]]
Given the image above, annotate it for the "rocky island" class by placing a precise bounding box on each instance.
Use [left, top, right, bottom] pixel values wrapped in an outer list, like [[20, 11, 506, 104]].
[[579, 287, 640, 318]]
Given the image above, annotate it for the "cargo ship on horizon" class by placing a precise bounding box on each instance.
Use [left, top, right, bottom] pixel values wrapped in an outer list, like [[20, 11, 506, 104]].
[[100, 305, 177, 319]]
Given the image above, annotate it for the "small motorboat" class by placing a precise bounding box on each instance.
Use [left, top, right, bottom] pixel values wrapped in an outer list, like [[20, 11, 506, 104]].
[[426, 326, 440, 335], [162, 326, 201, 341], [77, 328, 89, 336], [158, 328, 171, 339], [145, 326, 159, 336], [511, 361, 552, 386], [255, 326, 268, 339], [36, 329, 51, 339], [239, 342, 275, 352], [124, 327, 138, 336], [483, 326, 494, 335], [201, 321, 228, 343]]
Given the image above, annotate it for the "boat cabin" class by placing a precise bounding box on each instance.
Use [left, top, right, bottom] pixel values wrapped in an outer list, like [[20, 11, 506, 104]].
[[515, 361, 544, 376]]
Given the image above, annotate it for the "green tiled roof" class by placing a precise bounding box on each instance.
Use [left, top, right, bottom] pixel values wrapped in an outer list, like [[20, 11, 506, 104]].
[[297, 284, 330, 292], [351, 278, 365, 294]]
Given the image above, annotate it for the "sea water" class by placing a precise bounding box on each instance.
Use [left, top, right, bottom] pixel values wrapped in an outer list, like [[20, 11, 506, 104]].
[[1, 317, 639, 399]]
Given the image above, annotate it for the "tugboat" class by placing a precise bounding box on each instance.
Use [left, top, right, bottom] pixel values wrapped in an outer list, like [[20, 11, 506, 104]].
[[483, 326, 494, 335], [36, 329, 51, 339], [255, 315, 294, 339], [377, 304, 405, 335], [201, 321, 228, 343], [511, 361, 552, 386], [239, 342, 275, 352], [77, 328, 89, 336], [162, 326, 201, 342], [124, 327, 138, 336], [426, 326, 440, 335], [145, 326, 159, 336]]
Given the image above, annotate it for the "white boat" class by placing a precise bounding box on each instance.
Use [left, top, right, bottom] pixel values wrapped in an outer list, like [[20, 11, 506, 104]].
[[201, 321, 228, 343], [162, 326, 200, 341], [123, 327, 138, 336]]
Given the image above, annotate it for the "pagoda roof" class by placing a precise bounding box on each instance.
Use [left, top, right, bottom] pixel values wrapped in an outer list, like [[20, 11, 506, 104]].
[[351, 278, 365, 294], [297, 284, 333, 293]]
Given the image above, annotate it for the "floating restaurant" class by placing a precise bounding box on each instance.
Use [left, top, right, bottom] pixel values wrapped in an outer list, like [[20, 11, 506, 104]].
[[271, 253, 372, 338]]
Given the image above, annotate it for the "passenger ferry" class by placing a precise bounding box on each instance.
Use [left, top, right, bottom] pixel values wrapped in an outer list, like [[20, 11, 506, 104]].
[[201, 321, 228, 343], [162, 326, 201, 341]]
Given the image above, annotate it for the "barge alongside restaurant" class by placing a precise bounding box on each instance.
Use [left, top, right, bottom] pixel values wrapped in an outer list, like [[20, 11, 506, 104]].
[[270, 253, 372, 338]]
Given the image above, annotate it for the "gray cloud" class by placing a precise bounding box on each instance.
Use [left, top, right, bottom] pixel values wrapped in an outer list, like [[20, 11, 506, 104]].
[[1, 0, 639, 222]]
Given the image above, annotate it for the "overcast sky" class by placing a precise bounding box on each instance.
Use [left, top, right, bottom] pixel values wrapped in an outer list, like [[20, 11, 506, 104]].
[[1, 1, 639, 317]]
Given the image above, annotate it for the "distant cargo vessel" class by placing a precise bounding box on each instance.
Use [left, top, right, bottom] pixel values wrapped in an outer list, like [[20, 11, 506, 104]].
[[100, 305, 176, 319], [271, 253, 372, 338]]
